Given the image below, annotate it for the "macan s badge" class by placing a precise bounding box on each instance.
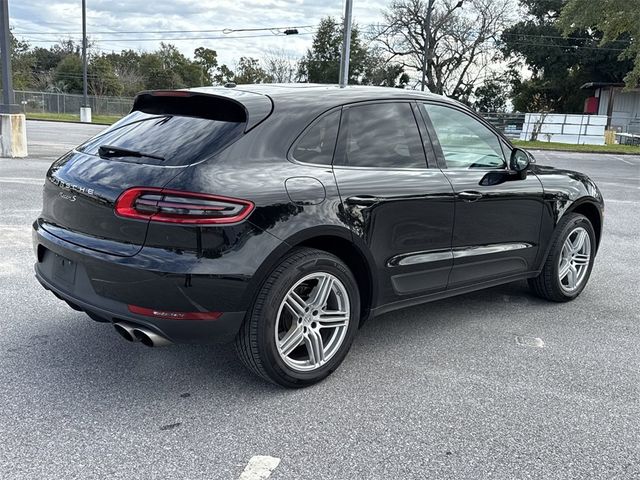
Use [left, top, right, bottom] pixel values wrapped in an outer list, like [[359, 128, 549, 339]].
[[59, 191, 77, 202]]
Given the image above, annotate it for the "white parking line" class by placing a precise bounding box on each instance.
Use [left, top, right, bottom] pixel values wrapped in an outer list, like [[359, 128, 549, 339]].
[[612, 156, 634, 165], [0, 177, 43, 185], [238, 456, 281, 480], [515, 336, 545, 348], [605, 199, 640, 204]]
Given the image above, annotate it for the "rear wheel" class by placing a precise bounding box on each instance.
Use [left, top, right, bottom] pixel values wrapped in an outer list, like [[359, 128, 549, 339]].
[[235, 247, 360, 387], [529, 213, 596, 302]]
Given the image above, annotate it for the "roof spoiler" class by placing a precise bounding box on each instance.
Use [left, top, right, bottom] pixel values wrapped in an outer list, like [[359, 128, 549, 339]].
[[132, 89, 273, 132]]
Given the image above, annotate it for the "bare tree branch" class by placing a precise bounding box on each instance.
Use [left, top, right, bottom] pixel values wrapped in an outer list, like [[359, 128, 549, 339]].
[[372, 0, 514, 99]]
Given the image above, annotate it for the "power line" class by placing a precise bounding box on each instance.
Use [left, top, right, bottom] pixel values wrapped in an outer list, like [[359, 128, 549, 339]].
[[14, 25, 316, 36], [15, 32, 315, 44]]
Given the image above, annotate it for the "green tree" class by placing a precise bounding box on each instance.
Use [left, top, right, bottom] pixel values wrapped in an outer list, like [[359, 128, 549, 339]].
[[234, 57, 270, 84], [299, 16, 406, 86], [54, 55, 83, 93], [559, 0, 640, 88], [105, 49, 144, 96], [501, 0, 632, 112], [139, 52, 182, 89], [298, 17, 369, 84], [194, 47, 217, 84], [362, 49, 410, 87], [473, 75, 510, 112], [88, 55, 123, 97], [7, 31, 33, 90], [213, 65, 235, 85]]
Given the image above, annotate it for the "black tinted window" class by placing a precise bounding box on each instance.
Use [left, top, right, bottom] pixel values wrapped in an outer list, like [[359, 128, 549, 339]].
[[336, 103, 426, 168], [292, 110, 340, 165], [78, 110, 245, 166]]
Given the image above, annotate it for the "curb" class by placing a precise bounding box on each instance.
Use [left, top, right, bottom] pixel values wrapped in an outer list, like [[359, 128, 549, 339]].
[[26, 118, 113, 126], [523, 147, 640, 156]]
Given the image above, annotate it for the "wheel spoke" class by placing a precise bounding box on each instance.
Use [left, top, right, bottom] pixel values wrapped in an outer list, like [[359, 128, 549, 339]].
[[558, 260, 571, 280], [304, 329, 325, 367], [567, 264, 578, 289], [284, 291, 307, 317], [318, 311, 349, 328], [278, 325, 304, 357], [572, 253, 590, 266], [571, 230, 587, 253], [309, 275, 334, 308]]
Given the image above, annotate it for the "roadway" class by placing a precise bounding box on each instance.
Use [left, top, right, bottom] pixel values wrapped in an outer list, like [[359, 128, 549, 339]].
[[0, 120, 638, 479]]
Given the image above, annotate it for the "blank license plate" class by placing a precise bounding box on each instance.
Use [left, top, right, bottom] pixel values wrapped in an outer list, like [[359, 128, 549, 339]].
[[52, 254, 77, 286]]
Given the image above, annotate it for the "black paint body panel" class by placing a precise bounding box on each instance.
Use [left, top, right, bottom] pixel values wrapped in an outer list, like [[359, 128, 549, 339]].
[[33, 85, 604, 344]]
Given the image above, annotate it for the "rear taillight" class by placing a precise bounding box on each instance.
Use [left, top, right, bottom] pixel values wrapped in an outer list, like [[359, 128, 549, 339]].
[[115, 187, 254, 224]]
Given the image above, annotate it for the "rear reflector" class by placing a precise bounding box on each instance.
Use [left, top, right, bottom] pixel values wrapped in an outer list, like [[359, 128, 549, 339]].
[[115, 187, 254, 224], [128, 304, 222, 320]]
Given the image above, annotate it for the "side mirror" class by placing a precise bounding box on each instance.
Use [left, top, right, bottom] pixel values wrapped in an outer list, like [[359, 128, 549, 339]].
[[510, 148, 531, 172]]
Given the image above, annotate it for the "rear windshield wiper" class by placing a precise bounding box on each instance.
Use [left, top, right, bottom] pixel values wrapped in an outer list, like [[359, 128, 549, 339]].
[[98, 145, 165, 162]]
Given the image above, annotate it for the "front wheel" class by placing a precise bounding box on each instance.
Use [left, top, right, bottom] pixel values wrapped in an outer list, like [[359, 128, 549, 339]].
[[235, 247, 360, 387], [529, 213, 596, 302]]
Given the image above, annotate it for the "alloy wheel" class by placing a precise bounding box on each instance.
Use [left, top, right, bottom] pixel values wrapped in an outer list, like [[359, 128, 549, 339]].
[[558, 226, 591, 293], [275, 272, 350, 372]]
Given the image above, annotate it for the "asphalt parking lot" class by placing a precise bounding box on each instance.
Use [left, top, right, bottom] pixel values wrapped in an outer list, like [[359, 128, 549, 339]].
[[1, 120, 639, 479]]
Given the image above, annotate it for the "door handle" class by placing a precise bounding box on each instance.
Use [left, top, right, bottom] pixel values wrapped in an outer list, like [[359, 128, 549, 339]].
[[458, 191, 483, 202], [346, 195, 381, 206]]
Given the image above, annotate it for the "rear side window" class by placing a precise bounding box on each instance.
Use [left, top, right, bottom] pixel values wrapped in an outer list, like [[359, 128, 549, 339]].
[[335, 103, 426, 169], [291, 110, 340, 165], [77, 95, 246, 166]]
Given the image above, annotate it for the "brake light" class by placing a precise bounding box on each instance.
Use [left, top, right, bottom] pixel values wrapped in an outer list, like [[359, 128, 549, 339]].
[[151, 90, 191, 97], [115, 187, 254, 224], [128, 304, 222, 320]]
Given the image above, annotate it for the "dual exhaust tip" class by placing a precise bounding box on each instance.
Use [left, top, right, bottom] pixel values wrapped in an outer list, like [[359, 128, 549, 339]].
[[113, 321, 172, 347]]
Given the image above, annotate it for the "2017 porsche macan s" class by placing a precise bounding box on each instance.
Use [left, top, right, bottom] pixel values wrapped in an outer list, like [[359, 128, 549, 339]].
[[33, 85, 604, 387]]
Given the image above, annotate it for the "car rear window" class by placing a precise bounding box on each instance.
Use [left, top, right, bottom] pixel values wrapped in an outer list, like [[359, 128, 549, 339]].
[[77, 95, 246, 166]]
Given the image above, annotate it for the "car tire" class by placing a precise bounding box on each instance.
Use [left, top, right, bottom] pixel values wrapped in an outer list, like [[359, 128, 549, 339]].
[[528, 213, 596, 302], [235, 247, 361, 388]]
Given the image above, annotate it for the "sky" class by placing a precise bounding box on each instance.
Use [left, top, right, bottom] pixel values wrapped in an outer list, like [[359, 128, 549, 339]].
[[11, 0, 390, 67]]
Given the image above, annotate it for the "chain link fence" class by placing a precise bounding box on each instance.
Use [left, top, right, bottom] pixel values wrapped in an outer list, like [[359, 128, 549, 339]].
[[15, 90, 134, 117]]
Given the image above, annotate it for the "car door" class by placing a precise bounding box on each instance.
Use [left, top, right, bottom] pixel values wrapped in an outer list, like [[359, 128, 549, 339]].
[[332, 101, 455, 307], [418, 102, 544, 289]]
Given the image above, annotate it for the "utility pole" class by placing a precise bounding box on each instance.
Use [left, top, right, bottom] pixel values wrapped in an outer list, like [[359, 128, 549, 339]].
[[338, 0, 353, 88], [80, 0, 91, 122], [0, 0, 16, 112], [0, 0, 27, 157], [421, 0, 434, 92]]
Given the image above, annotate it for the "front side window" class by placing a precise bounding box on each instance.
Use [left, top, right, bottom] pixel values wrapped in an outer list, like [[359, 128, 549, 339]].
[[291, 110, 341, 165], [422, 104, 506, 169], [336, 102, 426, 169]]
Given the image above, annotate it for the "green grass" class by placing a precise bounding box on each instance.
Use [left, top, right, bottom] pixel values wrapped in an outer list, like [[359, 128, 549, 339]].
[[513, 139, 640, 155], [25, 112, 123, 125]]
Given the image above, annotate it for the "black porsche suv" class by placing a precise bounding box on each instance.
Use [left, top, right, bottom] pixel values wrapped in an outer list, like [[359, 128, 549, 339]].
[[33, 84, 604, 387]]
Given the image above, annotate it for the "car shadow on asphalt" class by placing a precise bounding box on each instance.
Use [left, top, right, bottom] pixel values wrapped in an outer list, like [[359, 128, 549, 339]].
[[11, 280, 554, 396]]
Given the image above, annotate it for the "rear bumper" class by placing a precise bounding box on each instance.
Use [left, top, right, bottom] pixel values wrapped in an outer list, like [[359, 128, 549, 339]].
[[33, 222, 248, 344]]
